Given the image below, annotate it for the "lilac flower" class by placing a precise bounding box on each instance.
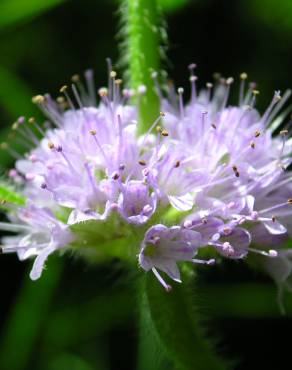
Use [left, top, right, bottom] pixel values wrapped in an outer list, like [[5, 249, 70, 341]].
[[1, 66, 292, 293], [139, 224, 214, 290], [0, 204, 73, 280], [117, 180, 157, 224]]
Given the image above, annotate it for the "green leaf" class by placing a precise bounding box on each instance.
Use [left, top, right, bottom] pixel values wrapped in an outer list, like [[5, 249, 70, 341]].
[[0, 0, 65, 31], [0, 183, 26, 206], [144, 272, 227, 370]]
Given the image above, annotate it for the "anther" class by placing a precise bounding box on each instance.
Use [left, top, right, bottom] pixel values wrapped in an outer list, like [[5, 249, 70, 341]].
[[59, 85, 68, 93], [112, 172, 119, 180], [110, 70, 117, 78], [89, 129, 97, 135], [211, 123, 217, 129], [98, 87, 108, 97], [161, 130, 169, 137], [159, 111, 165, 117], [287, 198, 292, 204], [188, 63, 196, 71], [174, 160, 180, 168], [28, 117, 35, 124], [240, 72, 248, 80], [0, 142, 8, 150], [139, 160, 146, 166], [252, 90, 260, 96], [280, 129, 288, 136], [48, 142, 55, 150], [226, 77, 234, 85], [17, 116, 25, 124], [222, 242, 235, 256], [232, 166, 240, 177], [137, 85, 147, 94], [177, 87, 184, 94], [71, 74, 80, 83], [255, 130, 261, 138], [56, 96, 65, 104], [32, 95, 45, 104], [269, 250, 278, 258], [272, 215, 276, 222], [250, 141, 256, 149]]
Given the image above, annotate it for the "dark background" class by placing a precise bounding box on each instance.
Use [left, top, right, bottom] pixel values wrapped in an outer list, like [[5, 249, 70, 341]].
[[0, 0, 292, 369]]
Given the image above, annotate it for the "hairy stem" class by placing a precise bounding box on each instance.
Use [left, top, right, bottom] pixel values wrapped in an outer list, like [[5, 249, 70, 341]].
[[144, 272, 228, 370], [124, 0, 161, 133]]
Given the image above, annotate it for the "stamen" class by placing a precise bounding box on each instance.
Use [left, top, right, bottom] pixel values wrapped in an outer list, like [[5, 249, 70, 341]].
[[106, 58, 113, 100], [239, 72, 248, 105], [232, 165, 240, 177], [250, 89, 259, 108], [0, 222, 31, 232], [188, 63, 197, 103], [89, 130, 110, 165], [248, 247, 278, 258], [261, 91, 282, 125], [85, 69, 97, 106], [84, 162, 99, 194], [138, 160, 146, 166], [221, 77, 234, 110], [71, 84, 83, 108], [177, 87, 185, 119], [206, 82, 213, 103], [267, 89, 291, 127], [279, 129, 289, 160], [55, 145, 78, 174], [259, 199, 292, 214], [192, 258, 216, 265], [140, 112, 164, 148], [60, 85, 75, 110], [0, 142, 21, 159], [151, 71, 163, 100], [28, 117, 46, 137], [152, 267, 172, 292]]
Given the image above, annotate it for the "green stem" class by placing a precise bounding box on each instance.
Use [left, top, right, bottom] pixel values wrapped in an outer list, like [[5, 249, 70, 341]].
[[143, 273, 228, 370], [125, 0, 161, 133]]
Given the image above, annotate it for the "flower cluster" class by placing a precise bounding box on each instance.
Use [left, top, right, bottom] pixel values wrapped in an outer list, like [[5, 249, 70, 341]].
[[1, 66, 292, 292]]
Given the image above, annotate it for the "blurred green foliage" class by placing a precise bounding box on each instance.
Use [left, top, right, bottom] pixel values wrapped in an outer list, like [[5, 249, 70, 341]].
[[247, 0, 292, 34], [0, 0, 65, 31]]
